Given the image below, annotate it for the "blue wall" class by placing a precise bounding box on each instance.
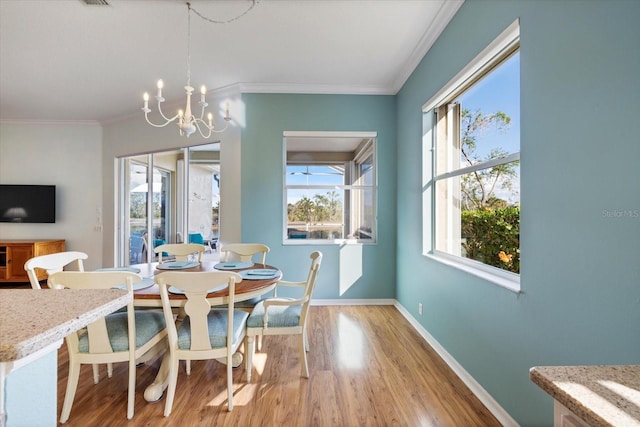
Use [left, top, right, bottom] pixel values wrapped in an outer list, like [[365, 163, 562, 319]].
[[396, 1, 640, 425], [240, 94, 397, 300]]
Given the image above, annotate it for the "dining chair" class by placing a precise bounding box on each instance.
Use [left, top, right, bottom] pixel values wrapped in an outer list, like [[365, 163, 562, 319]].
[[219, 243, 270, 264], [156, 271, 248, 415], [48, 271, 168, 423], [24, 251, 124, 384], [23, 251, 88, 289], [245, 251, 322, 382], [154, 243, 206, 262], [215, 243, 271, 313]]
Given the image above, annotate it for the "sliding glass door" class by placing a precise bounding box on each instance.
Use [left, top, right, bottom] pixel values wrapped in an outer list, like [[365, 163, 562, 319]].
[[123, 155, 171, 265], [117, 143, 220, 266]]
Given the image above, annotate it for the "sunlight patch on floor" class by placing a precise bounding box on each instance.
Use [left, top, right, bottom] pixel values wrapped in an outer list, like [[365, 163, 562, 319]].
[[250, 352, 268, 376], [337, 312, 365, 370]]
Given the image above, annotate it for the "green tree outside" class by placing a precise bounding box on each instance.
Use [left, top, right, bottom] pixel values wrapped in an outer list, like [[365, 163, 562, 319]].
[[459, 108, 520, 273]]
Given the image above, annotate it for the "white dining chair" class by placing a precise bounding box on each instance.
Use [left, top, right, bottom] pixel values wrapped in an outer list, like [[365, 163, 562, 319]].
[[219, 243, 270, 264], [217, 243, 272, 314], [156, 270, 248, 415], [24, 251, 88, 289], [245, 251, 322, 382], [154, 243, 206, 262], [48, 271, 168, 423]]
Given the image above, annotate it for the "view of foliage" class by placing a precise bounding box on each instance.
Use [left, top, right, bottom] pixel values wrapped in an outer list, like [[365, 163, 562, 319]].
[[287, 190, 344, 239], [459, 108, 520, 273], [461, 206, 520, 273], [130, 192, 161, 219], [287, 190, 342, 224]]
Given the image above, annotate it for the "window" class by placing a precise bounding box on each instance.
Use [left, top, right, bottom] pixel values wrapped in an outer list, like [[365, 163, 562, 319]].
[[284, 131, 377, 243], [423, 20, 520, 290]]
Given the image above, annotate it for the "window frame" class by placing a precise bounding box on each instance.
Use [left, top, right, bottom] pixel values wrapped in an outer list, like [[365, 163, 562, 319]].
[[422, 19, 521, 292], [283, 131, 377, 245]]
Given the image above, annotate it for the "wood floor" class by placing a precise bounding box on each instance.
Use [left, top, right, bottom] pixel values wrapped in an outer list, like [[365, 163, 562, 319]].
[[56, 305, 501, 426]]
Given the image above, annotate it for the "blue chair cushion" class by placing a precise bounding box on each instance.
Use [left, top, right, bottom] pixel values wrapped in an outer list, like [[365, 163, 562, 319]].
[[246, 299, 302, 328], [188, 233, 204, 245], [177, 309, 249, 350], [78, 311, 166, 353]]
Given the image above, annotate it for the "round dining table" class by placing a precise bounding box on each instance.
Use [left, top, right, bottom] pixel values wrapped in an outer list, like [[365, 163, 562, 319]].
[[127, 260, 282, 402], [130, 260, 281, 308]]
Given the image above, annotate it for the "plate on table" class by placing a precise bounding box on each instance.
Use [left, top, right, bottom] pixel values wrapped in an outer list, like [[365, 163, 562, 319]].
[[240, 269, 281, 280], [156, 261, 200, 270], [96, 267, 141, 273], [168, 283, 228, 295], [214, 261, 254, 270], [112, 277, 155, 291]]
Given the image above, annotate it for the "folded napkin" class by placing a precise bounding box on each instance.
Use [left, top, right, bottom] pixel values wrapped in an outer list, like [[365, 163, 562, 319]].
[[240, 269, 281, 280], [214, 261, 254, 270], [247, 269, 278, 276]]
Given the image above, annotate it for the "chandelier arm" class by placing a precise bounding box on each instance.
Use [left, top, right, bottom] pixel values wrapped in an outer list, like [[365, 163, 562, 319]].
[[197, 102, 208, 122], [194, 120, 212, 139], [210, 119, 230, 134], [144, 111, 180, 128], [156, 99, 177, 123]]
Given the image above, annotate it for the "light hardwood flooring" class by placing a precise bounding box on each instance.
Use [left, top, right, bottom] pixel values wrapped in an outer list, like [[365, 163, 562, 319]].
[[56, 305, 501, 426]]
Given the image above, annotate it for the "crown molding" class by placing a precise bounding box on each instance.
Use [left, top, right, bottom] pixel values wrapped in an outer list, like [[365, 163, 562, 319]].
[[236, 82, 394, 96], [0, 119, 100, 126], [390, 0, 464, 93]]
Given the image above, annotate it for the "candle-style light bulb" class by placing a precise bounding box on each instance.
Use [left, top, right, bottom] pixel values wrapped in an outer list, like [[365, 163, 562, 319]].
[[207, 112, 213, 126], [225, 102, 230, 119], [156, 80, 164, 97], [200, 85, 206, 103], [143, 92, 149, 110]]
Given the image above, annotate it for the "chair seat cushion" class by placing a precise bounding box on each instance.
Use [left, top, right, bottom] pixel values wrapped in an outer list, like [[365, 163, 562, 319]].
[[233, 296, 266, 308], [246, 299, 302, 328], [177, 309, 249, 350], [78, 311, 166, 353]]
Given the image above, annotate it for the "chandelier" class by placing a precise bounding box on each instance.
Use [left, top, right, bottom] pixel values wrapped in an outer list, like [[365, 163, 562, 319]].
[[142, 1, 258, 138]]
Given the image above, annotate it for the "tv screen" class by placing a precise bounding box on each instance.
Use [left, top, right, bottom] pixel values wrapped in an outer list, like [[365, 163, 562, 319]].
[[0, 185, 56, 223]]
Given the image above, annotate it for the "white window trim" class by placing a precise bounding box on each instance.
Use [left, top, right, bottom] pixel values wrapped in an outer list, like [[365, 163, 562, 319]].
[[422, 19, 521, 293], [423, 19, 520, 112], [426, 251, 521, 293], [283, 131, 377, 245]]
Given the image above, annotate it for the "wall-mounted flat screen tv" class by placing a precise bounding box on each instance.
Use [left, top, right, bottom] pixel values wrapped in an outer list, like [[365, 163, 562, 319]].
[[0, 185, 56, 223]]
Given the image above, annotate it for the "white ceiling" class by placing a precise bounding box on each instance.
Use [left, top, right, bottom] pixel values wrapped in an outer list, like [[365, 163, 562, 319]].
[[0, 0, 462, 124]]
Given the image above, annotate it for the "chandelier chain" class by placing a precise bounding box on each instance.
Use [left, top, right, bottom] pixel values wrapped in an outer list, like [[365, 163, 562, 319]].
[[190, 0, 259, 25], [186, 2, 192, 87]]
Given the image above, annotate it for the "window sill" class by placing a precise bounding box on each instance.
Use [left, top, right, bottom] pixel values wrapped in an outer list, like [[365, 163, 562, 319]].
[[425, 252, 521, 293]]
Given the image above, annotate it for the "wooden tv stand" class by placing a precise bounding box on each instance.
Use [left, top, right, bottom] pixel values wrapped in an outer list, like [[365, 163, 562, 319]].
[[0, 239, 65, 284]]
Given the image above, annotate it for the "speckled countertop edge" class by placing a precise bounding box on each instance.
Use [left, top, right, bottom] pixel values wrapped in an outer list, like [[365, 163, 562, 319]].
[[530, 365, 640, 427], [0, 289, 131, 362]]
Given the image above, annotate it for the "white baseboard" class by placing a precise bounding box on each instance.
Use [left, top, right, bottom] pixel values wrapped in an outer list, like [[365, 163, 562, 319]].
[[393, 301, 519, 427], [310, 298, 518, 426], [311, 298, 395, 306]]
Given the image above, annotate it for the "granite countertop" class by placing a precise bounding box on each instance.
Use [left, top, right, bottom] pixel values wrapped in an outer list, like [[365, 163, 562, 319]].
[[530, 365, 640, 427], [0, 289, 130, 362]]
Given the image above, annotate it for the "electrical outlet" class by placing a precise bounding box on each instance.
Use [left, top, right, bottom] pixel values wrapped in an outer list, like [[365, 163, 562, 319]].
[[418, 303, 423, 315]]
